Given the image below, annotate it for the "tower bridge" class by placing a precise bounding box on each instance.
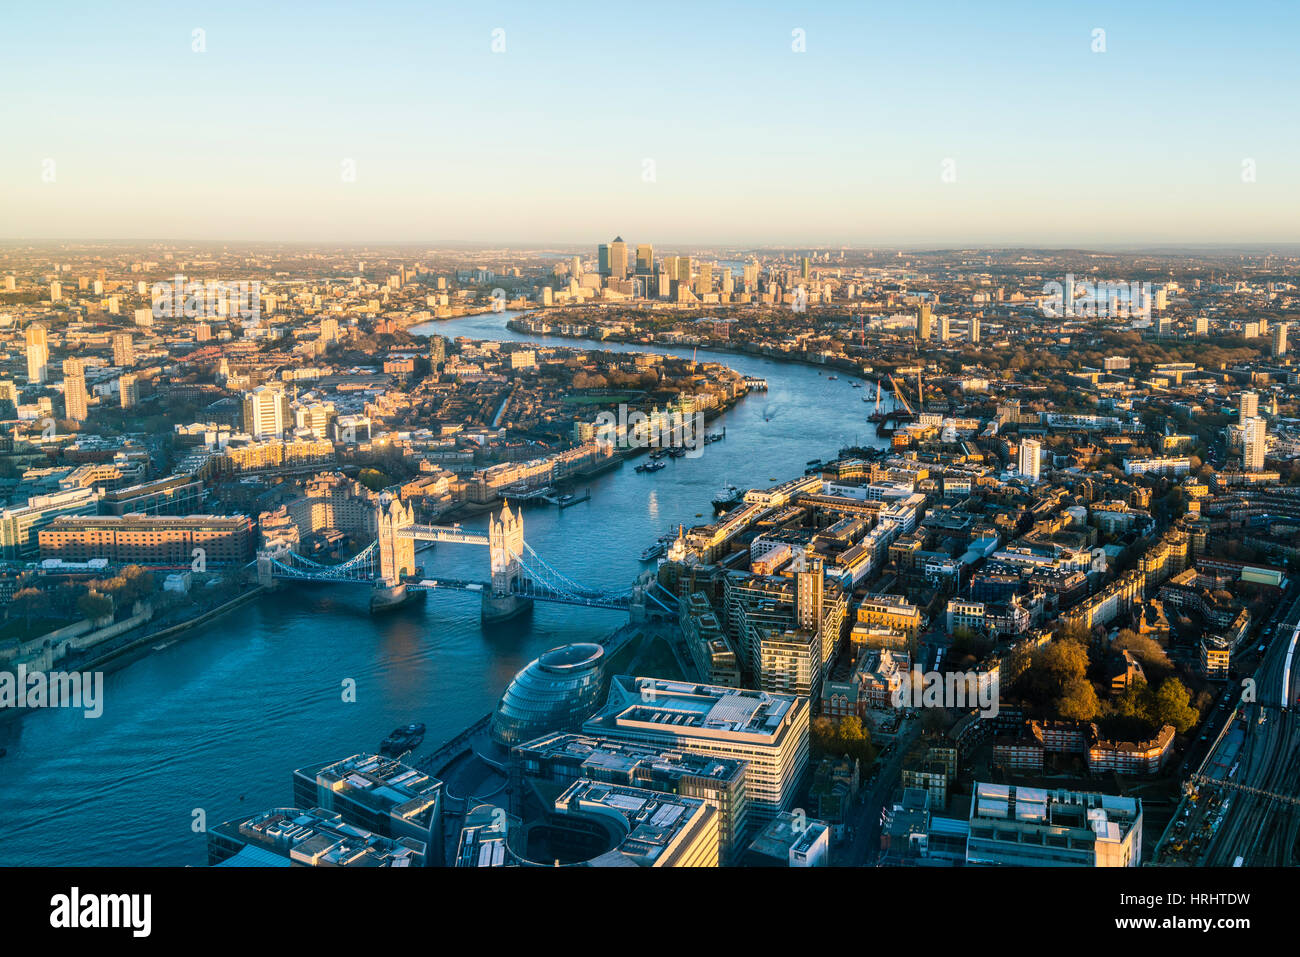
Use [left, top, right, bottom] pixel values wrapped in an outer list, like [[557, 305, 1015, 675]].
[[255, 498, 653, 621]]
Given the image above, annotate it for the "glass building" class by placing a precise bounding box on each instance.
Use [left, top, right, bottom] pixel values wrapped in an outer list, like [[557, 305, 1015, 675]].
[[490, 643, 606, 747]]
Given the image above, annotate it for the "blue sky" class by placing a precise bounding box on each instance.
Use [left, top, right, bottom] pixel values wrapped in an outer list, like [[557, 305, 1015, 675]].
[[2, 0, 1297, 245]]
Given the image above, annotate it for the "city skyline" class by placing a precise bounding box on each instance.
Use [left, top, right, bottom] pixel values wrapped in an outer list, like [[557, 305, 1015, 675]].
[[3, 1, 1298, 245]]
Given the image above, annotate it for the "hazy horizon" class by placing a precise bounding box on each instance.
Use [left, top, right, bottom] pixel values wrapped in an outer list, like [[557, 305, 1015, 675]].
[[3, 0, 1298, 245]]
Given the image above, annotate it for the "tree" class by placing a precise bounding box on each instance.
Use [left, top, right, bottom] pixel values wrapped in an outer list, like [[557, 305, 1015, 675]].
[[357, 468, 391, 492], [1058, 676, 1101, 721], [77, 591, 114, 622], [1151, 678, 1199, 734], [10, 587, 50, 628]]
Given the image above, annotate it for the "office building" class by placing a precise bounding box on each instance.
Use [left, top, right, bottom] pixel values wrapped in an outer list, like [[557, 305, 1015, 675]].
[[207, 807, 429, 867], [242, 383, 291, 440], [291, 753, 443, 861], [584, 676, 809, 824], [635, 243, 653, 275], [518, 780, 719, 867], [965, 782, 1143, 867], [510, 731, 748, 861], [0, 487, 98, 559], [38, 513, 254, 564]]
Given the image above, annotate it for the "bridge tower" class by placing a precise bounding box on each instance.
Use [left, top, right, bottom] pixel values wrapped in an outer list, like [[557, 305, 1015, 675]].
[[484, 502, 532, 624], [488, 501, 523, 592], [372, 495, 416, 612]]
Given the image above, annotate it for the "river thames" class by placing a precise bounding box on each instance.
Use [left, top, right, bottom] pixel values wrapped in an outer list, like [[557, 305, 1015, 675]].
[[0, 310, 890, 865]]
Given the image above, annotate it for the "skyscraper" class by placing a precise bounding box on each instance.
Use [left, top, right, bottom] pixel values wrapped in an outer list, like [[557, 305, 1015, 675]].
[[112, 332, 134, 367], [1272, 322, 1288, 357], [120, 373, 140, 409], [1243, 417, 1267, 472], [1019, 438, 1042, 482], [1240, 391, 1258, 423], [970, 316, 981, 344], [25, 323, 49, 385], [597, 243, 610, 277], [609, 236, 628, 280], [63, 358, 88, 422], [696, 262, 713, 296], [917, 304, 933, 340], [635, 244, 653, 275]]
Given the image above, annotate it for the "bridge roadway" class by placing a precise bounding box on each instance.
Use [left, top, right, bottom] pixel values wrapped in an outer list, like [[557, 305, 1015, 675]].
[[398, 524, 489, 546]]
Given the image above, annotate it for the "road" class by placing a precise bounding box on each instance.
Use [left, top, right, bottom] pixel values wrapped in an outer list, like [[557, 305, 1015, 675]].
[[839, 714, 923, 865]]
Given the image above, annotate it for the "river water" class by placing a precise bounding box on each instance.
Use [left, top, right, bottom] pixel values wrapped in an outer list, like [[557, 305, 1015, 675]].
[[0, 310, 890, 865]]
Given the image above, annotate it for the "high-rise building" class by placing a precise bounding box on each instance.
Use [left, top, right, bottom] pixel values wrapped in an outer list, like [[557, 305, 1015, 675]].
[[25, 323, 49, 385], [242, 383, 290, 439], [62, 358, 88, 422], [635, 244, 653, 275], [120, 373, 140, 409], [49, 281, 62, 302], [609, 236, 628, 280], [597, 243, 610, 277], [1018, 438, 1042, 482], [970, 317, 981, 343], [939, 316, 952, 341], [917, 304, 932, 340], [112, 332, 134, 367], [800, 256, 810, 280], [1272, 322, 1288, 357], [696, 262, 713, 296], [1243, 416, 1267, 472], [1240, 391, 1258, 423], [570, 255, 581, 278]]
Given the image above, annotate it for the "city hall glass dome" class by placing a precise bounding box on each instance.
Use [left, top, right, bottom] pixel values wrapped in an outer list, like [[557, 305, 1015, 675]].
[[491, 643, 606, 747]]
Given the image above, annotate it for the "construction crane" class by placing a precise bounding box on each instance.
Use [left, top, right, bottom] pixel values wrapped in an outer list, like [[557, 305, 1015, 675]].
[[887, 375, 914, 416]]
